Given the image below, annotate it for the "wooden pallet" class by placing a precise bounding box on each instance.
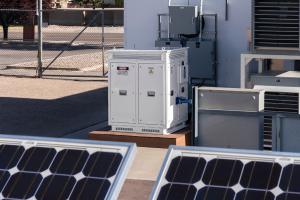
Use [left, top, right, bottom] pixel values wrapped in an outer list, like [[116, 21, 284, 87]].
[[89, 128, 191, 148]]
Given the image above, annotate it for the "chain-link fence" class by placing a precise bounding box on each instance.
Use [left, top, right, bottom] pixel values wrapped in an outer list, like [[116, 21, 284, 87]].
[[0, 8, 124, 79]]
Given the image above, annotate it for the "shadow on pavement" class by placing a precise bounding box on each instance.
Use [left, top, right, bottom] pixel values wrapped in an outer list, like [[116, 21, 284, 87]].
[[0, 87, 107, 137], [0, 41, 101, 51]]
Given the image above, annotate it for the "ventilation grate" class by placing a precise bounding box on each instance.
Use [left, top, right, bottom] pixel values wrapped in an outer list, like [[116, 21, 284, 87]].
[[263, 116, 273, 150], [116, 127, 134, 132], [142, 129, 160, 133], [264, 91, 299, 113], [254, 0, 300, 50]]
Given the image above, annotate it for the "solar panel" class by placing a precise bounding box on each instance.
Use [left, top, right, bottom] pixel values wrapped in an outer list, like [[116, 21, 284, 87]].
[[150, 146, 300, 200], [0, 135, 136, 200]]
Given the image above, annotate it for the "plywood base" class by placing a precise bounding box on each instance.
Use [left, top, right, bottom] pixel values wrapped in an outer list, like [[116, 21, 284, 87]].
[[89, 128, 191, 148]]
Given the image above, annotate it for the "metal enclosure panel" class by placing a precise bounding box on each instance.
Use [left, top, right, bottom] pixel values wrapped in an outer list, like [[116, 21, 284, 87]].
[[196, 113, 261, 150], [138, 64, 164, 125], [198, 87, 264, 112], [252, 75, 300, 87], [186, 41, 215, 79], [110, 63, 136, 123], [169, 6, 199, 36], [279, 117, 300, 153]]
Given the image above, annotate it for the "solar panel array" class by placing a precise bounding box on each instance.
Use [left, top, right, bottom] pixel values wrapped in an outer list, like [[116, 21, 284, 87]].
[[150, 146, 300, 200], [0, 136, 136, 200]]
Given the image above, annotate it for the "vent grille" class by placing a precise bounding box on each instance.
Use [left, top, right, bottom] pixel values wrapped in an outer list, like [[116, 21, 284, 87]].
[[254, 0, 300, 50], [264, 91, 299, 113], [263, 116, 273, 150], [115, 127, 134, 132], [142, 129, 160, 133]]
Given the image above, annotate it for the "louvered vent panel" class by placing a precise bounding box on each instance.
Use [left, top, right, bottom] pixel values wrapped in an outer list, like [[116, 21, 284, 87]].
[[263, 116, 273, 150], [254, 0, 300, 50], [264, 91, 299, 113]]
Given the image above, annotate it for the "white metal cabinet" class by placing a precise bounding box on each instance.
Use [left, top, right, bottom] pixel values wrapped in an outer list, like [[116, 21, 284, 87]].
[[108, 48, 188, 134]]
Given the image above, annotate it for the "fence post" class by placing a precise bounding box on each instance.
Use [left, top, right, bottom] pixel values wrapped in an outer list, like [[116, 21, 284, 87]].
[[37, 0, 43, 78], [102, 9, 105, 76]]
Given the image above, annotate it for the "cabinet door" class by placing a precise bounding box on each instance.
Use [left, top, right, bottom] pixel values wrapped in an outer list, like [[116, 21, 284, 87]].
[[110, 63, 136, 123], [138, 64, 164, 125]]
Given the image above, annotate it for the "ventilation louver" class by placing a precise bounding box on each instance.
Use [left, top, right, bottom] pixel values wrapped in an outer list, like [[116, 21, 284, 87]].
[[253, 0, 300, 50], [263, 116, 273, 150], [264, 91, 299, 113]]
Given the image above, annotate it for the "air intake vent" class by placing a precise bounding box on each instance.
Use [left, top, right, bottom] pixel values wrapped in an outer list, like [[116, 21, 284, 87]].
[[263, 116, 273, 150], [142, 129, 160, 133], [264, 91, 299, 113], [116, 127, 134, 132], [253, 0, 300, 50]]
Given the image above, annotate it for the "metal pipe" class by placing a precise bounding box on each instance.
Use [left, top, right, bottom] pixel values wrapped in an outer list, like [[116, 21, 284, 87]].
[[102, 10, 105, 76], [37, 0, 43, 78], [225, 0, 228, 21]]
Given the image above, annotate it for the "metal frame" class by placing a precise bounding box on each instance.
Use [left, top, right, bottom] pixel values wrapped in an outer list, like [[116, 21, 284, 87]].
[[149, 145, 300, 200], [0, 135, 137, 200], [241, 53, 300, 88]]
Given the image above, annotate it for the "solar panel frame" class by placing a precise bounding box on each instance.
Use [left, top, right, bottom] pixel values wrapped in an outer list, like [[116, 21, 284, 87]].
[[149, 145, 300, 200], [0, 134, 137, 200]]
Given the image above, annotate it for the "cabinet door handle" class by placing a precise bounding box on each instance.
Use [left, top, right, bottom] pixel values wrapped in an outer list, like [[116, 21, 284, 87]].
[[119, 90, 127, 96], [147, 91, 156, 97]]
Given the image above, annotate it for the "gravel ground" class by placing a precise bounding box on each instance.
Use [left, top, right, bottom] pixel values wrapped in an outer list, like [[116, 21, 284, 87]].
[[9, 51, 110, 72], [7, 25, 124, 34]]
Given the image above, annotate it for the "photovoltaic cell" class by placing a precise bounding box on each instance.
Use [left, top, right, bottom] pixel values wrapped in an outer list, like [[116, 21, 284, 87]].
[[157, 183, 197, 200], [50, 149, 89, 175], [202, 159, 243, 186], [83, 152, 123, 178], [0, 171, 9, 192], [196, 186, 235, 200], [36, 175, 76, 200], [280, 164, 300, 193], [17, 147, 56, 172], [235, 190, 275, 200], [2, 172, 42, 199], [0, 136, 136, 200], [166, 156, 206, 183], [70, 178, 111, 200], [150, 146, 300, 200], [240, 161, 281, 190], [0, 145, 24, 169], [277, 193, 300, 200]]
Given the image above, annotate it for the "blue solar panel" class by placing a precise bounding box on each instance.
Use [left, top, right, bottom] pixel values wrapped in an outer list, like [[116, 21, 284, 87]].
[[0, 135, 136, 200], [150, 146, 300, 200]]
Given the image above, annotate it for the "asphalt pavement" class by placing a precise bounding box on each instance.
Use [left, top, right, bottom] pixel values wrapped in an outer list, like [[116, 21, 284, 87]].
[[0, 77, 166, 200]]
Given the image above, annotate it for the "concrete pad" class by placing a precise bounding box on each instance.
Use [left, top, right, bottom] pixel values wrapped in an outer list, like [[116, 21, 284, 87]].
[[127, 147, 167, 181], [119, 179, 154, 200]]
